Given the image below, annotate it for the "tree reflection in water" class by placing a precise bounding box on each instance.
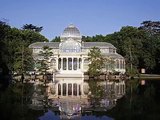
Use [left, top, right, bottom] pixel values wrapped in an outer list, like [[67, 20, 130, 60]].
[[1, 78, 160, 119]]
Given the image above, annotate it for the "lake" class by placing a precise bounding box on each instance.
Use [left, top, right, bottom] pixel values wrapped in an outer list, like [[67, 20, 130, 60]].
[[0, 78, 160, 120]]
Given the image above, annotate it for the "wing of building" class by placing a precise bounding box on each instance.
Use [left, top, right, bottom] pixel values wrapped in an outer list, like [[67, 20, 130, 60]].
[[29, 24, 126, 98]]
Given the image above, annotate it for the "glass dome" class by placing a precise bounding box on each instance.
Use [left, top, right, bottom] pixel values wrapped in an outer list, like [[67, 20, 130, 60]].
[[59, 38, 81, 52], [61, 24, 81, 38]]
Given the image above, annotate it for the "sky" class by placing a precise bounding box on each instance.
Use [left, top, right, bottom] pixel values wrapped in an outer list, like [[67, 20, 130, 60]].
[[0, 0, 160, 41]]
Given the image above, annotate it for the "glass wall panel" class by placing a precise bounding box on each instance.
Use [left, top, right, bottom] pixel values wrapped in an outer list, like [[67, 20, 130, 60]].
[[63, 83, 66, 96], [79, 85, 81, 95], [58, 84, 61, 95], [68, 58, 72, 70], [79, 58, 81, 69], [116, 60, 119, 69], [58, 58, 61, 70], [73, 83, 77, 96], [73, 58, 77, 70], [63, 58, 67, 70], [68, 84, 72, 95], [120, 60, 123, 69]]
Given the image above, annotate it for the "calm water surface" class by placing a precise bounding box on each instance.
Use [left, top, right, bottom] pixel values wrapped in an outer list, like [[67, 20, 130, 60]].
[[1, 79, 160, 120]]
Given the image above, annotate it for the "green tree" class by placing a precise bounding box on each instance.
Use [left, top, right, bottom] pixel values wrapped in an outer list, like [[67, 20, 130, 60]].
[[36, 45, 53, 78], [51, 36, 60, 42], [22, 24, 43, 33], [88, 47, 105, 78]]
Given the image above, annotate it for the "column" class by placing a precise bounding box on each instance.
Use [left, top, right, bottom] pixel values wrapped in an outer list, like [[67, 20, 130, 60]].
[[61, 83, 62, 96], [119, 83, 121, 94], [72, 83, 73, 96], [56, 84, 58, 96], [56, 57, 58, 70], [66, 57, 68, 71], [77, 57, 79, 70], [81, 58, 83, 70], [66, 83, 68, 96], [61, 57, 63, 70], [77, 84, 79, 96]]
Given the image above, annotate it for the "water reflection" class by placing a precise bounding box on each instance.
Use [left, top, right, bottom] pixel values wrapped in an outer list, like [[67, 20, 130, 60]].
[[30, 78, 125, 119]]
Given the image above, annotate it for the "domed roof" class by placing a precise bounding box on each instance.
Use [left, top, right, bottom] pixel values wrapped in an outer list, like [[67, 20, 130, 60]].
[[61, 24, 81, 38]]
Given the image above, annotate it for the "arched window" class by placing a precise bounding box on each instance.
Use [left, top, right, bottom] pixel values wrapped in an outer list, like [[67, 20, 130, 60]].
[[63, 83, 66, 96], [120, 60, 123, 69], [68, 58, 72, 70], [63, 58, 67, 70], [58, 58, 61, 70], [58, 84, 61, 95], [73, 58, 77, 70], [116, 60, 119, 69], [68, 84, 72, 95], [73, 83, 77, 96], [79, 58, 82, 69]]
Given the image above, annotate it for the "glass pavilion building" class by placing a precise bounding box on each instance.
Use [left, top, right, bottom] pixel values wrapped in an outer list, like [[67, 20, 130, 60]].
[[29, 24, 126, 98]]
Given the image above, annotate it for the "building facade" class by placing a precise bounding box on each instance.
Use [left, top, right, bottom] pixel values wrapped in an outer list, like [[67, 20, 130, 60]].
[[29, 24, 126, 98]]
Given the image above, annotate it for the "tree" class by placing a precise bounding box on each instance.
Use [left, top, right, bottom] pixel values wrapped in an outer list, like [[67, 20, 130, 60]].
[[51, 36, 60, 42], [88, 47, 105, 78], [36, 46, 53, 78], [139, 21, 160, 35], [22, 24, 43, 32]]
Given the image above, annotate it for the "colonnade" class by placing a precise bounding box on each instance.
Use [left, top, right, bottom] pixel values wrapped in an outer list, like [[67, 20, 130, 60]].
[[58, 57, 82, 71], [57, 83, 82, 96], [115, 59, 125, 69]]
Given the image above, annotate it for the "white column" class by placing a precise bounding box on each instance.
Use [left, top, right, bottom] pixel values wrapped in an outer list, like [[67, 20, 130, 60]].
[[81, 58, 83, 70], [72, 57, 74, 70], [61, 57, 63, 70], [81, 84, 83, 96], [72, 83, 73, 96], [56, 57, 58, 70], [77, 58, 79, 70], [66, 57, 68, 71], [56, 84, 58, 96], [66, 83, 68, 96], [61, 83, 62, 96], [77, 84, 79, 96]]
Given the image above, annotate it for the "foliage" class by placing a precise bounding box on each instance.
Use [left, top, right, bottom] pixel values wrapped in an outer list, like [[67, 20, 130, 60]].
[[0, 20, 48, 75], [22, 24, 43, 32], [51, 36, 60, 42], [88, 80, 105, 106], [83, 21, 160, 74], [88, 47, 105, 77], [107, 80, 160, 120], [36, 45, 53, 74]]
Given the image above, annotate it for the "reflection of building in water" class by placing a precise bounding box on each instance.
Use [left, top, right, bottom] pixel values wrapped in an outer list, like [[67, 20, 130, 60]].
[[29, 24, 126, 81]]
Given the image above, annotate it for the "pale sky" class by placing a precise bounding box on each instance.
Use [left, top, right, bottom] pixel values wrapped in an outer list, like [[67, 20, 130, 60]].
[[0, 0, 160, 40]]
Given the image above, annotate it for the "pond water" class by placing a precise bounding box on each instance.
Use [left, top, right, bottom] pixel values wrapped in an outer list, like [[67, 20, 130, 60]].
[[0, 78, 160, 120]]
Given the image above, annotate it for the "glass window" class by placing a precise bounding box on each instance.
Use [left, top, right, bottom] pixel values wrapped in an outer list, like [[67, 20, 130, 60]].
[[58, 84, 61, 95], [79, 58, 81, 69], [116, 60, 119, 69], [79, 85, 81, 95], [68, 84, 72, 95], [63, 83, 66, 96], [73, 58, 77, 70], [73, 83, 77, 96], [58, 58, 61, 70], [68, 58, 72, 70], [63, 58, 67, 70]]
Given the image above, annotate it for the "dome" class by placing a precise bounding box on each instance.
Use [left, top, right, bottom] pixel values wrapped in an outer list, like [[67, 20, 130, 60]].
[[59, 38, 81, 52], [61, 24, 81, 38]]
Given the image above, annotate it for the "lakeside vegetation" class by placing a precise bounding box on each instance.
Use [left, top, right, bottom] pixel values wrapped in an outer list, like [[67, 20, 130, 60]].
[[0, 20, 160, 119]]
